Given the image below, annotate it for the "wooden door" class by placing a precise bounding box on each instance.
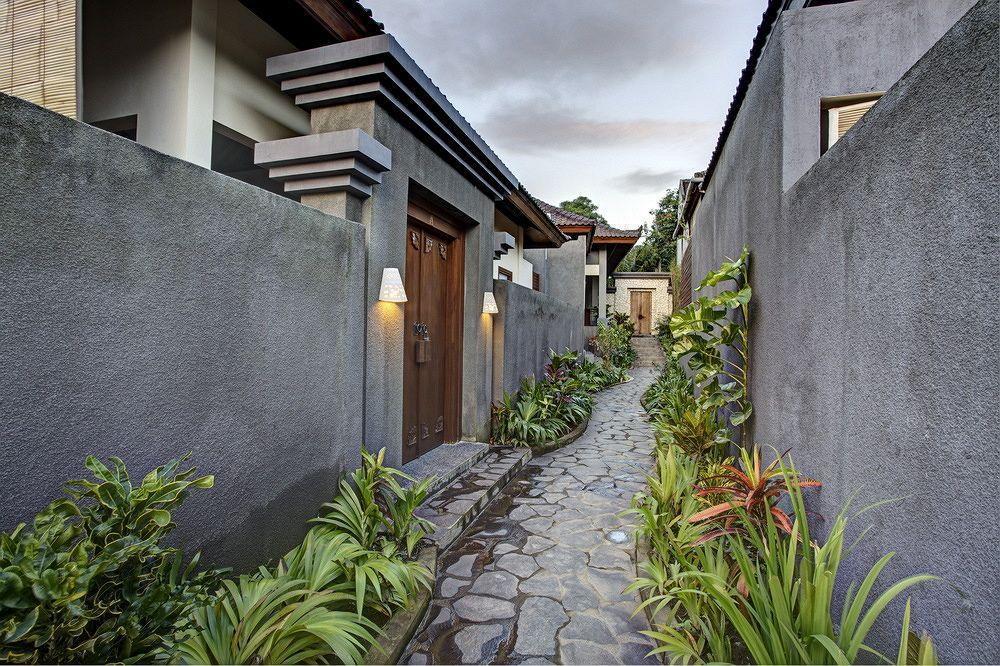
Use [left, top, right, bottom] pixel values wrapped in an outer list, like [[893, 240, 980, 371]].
[[402, 216, 463, 463], [630, 290, 652, 335]]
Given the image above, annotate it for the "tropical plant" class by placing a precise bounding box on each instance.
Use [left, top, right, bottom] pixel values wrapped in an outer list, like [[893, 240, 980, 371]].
[[653, 407, 730, 463], [0, 455, 221, 664], [595, 313, 637, 369], [694, 465, 937, 665], [491, 349, 616, 447], [688, 445, 820, 544], [312, 448, 434, 557], [179, 448, 434, 665], [176, 575, 379, 665], [670, 246, 752, 437]]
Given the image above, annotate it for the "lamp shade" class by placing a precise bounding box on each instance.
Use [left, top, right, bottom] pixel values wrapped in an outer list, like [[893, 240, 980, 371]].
[[378, 268, 407, 302], [482, 291, 499, 314]]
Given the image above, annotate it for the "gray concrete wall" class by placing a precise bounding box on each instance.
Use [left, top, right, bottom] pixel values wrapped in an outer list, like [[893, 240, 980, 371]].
[[309, 100, 496, 461], [0, 93, 367, 571], [491, 279, 584, 400], [525, 233, 587, 319], [779, 0, 976, 188], [688, 1, 999, 660]]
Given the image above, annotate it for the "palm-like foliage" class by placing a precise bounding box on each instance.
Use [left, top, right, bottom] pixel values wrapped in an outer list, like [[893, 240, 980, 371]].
[[695, 468, 937, 665], [176, 576, 378, 665], [180, 448, 434, 665], [688, 445, 820, 544], [491, 350, 615, 447]]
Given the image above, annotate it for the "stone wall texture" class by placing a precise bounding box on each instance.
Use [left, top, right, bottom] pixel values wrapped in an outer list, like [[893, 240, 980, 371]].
[[687, 1, 998, 661], [491, 279, 584, 400], [610, 275, 672, 332], [0, 93, 367, 571]]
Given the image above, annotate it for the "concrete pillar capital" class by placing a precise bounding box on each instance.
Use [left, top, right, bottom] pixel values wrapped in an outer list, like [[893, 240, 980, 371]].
[[253, 129, 391, 199]]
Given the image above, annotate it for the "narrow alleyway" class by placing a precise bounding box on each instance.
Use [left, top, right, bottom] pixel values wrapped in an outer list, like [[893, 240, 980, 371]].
[[404, 369, 658, 665]]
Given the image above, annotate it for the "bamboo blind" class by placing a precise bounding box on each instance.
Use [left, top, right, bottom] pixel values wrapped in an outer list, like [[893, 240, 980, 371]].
[[0, 0, 77, 118]]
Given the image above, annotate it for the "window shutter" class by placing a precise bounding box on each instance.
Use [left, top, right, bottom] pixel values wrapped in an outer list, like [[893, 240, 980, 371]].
[[1, 0, 77, 118], [532, 272, 540, 291], [835, 99, 878, 141]]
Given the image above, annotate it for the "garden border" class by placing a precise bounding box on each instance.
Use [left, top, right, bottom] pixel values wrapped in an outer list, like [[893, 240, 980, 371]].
[[362, 544, 438, 665], [530, 414, 591, 455]]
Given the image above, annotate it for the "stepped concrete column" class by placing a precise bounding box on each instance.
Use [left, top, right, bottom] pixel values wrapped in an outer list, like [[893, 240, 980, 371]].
[[253, 128, 391, 224]]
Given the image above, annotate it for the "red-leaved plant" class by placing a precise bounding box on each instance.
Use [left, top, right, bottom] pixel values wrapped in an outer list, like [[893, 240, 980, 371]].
[[688, 445, 820, 545]]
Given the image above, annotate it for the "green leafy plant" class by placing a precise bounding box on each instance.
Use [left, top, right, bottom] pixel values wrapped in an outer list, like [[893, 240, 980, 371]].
[[179, 448, 434, 665], [670, 246, 752, 436], [0, 455, 221, 664], [653, 407, 730, 464], [491, 349, 616, 448], [595, 313, 638, 369], [688, 445, 820, 544], [695, 464, 937, 665], [176, 575, 379, 665]]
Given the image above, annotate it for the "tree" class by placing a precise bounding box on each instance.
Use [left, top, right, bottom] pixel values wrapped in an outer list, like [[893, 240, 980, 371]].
[[559, 195, 607, 224], [617, 188, 679, 272]]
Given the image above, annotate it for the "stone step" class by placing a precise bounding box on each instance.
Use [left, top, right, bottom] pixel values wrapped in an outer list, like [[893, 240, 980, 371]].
[[414, 447, 531, 550], [402, 440, 490, 497]]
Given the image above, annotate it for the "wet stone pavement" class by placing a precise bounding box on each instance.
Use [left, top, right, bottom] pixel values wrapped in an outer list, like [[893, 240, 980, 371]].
[[403, 369, 659, 665]]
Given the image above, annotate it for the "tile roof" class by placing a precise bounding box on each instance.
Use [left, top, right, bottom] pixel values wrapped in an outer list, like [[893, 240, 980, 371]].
[[533, 199, 641, 240], [594, 219, 641, 240]]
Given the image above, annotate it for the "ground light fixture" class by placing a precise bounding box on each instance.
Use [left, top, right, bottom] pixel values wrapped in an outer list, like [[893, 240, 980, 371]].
[[482, 291, 499, 314], [378, 268, 407, 302]]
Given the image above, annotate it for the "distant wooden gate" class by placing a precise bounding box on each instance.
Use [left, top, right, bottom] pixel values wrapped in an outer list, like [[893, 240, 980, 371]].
[[402, 203, 464, 463], [630, 290, 652, 335]]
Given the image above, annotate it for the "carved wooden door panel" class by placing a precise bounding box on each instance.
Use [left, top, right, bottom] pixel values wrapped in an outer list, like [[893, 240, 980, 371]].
[[402, 222, 454, 462]]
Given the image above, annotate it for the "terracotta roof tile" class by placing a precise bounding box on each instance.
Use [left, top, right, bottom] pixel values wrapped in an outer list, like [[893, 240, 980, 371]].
[[532, 199, 641, 240]]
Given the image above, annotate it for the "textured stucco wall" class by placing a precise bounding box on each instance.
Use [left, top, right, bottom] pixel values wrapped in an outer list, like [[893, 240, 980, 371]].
[[491, 279, 584, 400], [525, 234, 587, 337], [779, 0, 976, 189], [688, 1, 999, 660], [610, 275, 673, 330], [310, 99, 496, 458], [0, 93, 367, 571]]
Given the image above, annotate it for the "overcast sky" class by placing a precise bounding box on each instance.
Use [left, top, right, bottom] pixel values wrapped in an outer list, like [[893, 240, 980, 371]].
[[364, 0, 767, 230]]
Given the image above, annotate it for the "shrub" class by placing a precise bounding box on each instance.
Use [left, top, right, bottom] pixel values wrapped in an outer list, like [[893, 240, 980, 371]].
[[178, 448, 435, 665], [595, 314, 637, 369], [491, 349, 622, 447], [696, 465, 937, 665], [632, 248, 941, 664], [0, 455, 221, 664]]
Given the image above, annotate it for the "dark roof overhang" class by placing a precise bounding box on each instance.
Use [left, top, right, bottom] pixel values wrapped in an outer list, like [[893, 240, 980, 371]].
[[239, 0, 383, 49], [498, 188, 568, 249]]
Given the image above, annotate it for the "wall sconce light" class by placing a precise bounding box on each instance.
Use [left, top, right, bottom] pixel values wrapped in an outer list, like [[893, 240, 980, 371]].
[[482, 291, 499, 314], [378, 268, 407, 302]]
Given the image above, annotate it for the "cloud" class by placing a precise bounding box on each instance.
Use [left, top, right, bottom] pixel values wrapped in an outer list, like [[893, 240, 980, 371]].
[[365, 0, 724, 95], [478, 97, 715, 154], [610, 168, 690, 193]]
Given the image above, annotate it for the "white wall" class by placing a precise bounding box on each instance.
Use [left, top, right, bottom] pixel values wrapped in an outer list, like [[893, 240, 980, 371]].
[[213, 0, 309, 142], [82, 0, 308, 167], [611, 275, 673, 330], [82, 0, 207, 163], [493, 212, 534, 288]]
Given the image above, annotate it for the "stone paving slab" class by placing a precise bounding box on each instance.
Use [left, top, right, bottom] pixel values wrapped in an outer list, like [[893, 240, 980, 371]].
[[416, 447, 532, 550], [403, 369, 658, 665]]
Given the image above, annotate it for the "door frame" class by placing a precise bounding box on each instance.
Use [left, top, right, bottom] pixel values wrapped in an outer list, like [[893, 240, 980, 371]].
[[630, 289, 653, 336], [405, 200, 465, 448]]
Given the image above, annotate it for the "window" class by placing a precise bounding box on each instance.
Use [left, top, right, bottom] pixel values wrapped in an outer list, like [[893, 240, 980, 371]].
[[821, 93, 883, 153], [497, 267, 513, 281], [532, 272, 541, 291]]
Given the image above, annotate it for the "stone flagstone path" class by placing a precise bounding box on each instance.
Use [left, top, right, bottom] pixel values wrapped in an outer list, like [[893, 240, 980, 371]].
[[403, 369, 659, 665]]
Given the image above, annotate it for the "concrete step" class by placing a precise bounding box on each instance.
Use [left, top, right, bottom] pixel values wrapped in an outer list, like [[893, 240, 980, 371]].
[[402, 440, 490, 497], [413, 447, 530, 550]]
